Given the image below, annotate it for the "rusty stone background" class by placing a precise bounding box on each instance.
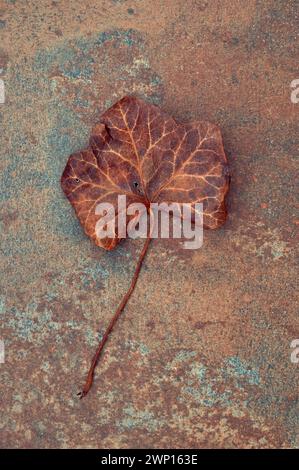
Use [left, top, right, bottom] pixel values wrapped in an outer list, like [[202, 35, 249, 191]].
[[0, 0, 298, 449]]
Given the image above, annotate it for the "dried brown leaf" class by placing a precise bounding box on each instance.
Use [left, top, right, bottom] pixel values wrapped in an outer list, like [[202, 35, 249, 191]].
[[61, 96, 229, 249], [60, 96, 230, 398]]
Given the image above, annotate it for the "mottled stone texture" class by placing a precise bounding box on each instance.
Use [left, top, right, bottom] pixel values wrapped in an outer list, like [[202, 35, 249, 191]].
[[0, 0, 298, 449]]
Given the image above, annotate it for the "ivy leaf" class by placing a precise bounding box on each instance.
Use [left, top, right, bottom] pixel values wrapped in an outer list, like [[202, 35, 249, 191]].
[[61, 96, 230, 397], [61, 96, 229, 248]]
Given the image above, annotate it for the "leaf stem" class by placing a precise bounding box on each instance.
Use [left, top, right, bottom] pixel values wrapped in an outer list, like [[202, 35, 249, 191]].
[[77, 234, 152, 398]]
